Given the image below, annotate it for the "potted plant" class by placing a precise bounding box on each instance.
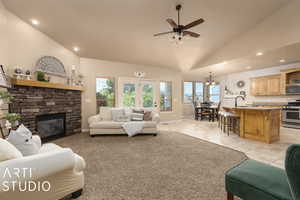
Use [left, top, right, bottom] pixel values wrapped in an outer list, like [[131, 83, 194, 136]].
[[0, 91, 13, 105], [37, 71, 46, 81], [5, 113, 21, 130]]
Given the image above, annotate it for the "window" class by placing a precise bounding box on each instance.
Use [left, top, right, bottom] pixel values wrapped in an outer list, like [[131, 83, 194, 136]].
[[123, 83, 136, 107], [142, 83, 154, 108], [209, 85, 220, 103], [96, 78, 115, 108], [183, 82, 193, 104], [160, 81, 172, 111], [183, 81, 204, 103], [195, 82, 204, 102]]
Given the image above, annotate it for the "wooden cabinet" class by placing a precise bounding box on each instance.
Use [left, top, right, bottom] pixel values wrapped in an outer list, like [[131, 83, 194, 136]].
[[267, 75, 281, 95], [250, 75, 281, 96], [280, 67, 300, 95]]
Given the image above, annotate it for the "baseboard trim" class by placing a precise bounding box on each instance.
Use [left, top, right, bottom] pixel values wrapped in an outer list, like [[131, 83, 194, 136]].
[[81, 129, 89, 133]]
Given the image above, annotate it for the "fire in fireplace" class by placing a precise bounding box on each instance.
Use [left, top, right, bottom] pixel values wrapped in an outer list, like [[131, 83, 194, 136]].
[[36, 113, 66, 142]]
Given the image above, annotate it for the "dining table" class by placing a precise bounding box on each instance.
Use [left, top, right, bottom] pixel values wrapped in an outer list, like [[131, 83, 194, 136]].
[[195, 105, 218, 122]]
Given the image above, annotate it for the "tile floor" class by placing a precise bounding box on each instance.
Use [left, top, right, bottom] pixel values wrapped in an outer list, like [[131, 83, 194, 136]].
[[159, 119, 300, 168]]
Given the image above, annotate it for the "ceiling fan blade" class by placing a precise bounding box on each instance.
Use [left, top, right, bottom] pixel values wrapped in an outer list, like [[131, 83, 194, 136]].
[[183, 18, 204, 30], [183, 31, 200, 38], [166, 18, 178, 28], [154, 31, 174, 37]]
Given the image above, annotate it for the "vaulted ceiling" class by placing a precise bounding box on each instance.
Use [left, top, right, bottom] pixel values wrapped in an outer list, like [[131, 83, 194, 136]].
[[3, 0, 296, 75]]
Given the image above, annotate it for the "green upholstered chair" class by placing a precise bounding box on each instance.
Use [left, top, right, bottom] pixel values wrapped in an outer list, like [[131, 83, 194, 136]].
[[225, 144, 300, 200]]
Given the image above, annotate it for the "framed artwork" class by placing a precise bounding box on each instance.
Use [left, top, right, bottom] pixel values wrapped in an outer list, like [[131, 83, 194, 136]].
[[0, 65, 11, 88]]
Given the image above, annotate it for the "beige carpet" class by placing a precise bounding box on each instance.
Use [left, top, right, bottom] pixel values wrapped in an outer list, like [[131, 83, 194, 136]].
[[54, 131, 247, 200]]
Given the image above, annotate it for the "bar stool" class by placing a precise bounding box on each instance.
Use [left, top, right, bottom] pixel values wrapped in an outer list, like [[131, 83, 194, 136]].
[[218, 110, 225, 130], [219, 111, 240, 136]]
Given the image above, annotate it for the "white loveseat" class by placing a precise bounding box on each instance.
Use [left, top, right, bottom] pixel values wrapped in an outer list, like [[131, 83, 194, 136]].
[[88, 107, 160, 136], [0, 136, 86, 200]]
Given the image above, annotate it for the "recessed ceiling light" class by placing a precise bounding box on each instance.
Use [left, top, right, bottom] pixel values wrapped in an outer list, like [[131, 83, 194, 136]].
[[279, 59, 285, 63], [217, 61, 227, 66], [73, 47, 80, 52], [246, 66, 252, 69], [256, 52, 263, 56], [31, 19, 40, 25]]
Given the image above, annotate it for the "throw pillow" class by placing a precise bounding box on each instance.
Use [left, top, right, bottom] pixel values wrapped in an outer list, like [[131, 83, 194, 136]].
[[7, 124, 39, 156], [0, 138, 22, 162], [124, 108, 132, 117], [111, 108, 126, 122], [99, 107, 112, 121], [143, 111, 152, 121], [17, 124, 32, 136], [133, 109, 144, 114], [131, 113, 144, 121]]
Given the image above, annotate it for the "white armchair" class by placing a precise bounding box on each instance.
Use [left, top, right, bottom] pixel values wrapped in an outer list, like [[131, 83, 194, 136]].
[[0, 136, 86, 200]]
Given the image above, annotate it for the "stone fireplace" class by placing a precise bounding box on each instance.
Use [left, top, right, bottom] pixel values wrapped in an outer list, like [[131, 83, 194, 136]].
[[36, 113, 66, 141], [8, 83, 82, 140]]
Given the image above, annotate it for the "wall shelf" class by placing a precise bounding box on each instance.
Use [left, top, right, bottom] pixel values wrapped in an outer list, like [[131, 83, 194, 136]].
[[11, 79, 84, 91]]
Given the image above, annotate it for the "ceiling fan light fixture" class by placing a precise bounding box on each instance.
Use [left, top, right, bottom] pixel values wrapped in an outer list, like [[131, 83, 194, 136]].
[[154, 4, 204, 43]]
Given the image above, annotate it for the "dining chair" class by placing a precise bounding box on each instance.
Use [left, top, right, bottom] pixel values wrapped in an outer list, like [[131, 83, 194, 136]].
[[199, 103, 213, 121], [192, 101, 201, 120]]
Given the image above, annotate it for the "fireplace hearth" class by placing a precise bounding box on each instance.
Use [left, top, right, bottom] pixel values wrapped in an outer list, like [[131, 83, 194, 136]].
[[36, 113, 66, 142]]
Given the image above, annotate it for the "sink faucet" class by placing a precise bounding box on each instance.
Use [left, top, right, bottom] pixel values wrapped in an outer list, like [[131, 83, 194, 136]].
[[235, 95, 245, 107]]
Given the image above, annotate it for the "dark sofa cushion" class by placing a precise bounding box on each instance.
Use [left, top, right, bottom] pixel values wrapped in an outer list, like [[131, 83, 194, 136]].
[[285, 144, 300, 200], [225, 159, 293, 200]]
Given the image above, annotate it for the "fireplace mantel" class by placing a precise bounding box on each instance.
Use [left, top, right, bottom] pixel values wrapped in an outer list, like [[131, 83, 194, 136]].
[[11, 79, 84, 91]]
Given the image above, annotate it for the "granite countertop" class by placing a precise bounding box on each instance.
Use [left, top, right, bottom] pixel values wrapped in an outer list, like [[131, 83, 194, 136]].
[[223, 106, 282, 110], [251, 102, 287, 106]]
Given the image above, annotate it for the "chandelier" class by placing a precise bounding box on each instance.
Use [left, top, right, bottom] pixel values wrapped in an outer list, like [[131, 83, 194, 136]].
[[205, 72, 216, 86]]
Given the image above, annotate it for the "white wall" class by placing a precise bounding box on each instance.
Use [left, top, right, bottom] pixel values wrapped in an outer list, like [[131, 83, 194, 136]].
[[0, 1, 185, 130], [80, 58, 183, 129], [218, 62, 300, 107], [0, 0, 79, 83], [202, 0, 300, 67]]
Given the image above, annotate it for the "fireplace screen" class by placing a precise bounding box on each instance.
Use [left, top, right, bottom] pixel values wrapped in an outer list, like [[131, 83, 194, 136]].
[[36, 113, 66, 142]]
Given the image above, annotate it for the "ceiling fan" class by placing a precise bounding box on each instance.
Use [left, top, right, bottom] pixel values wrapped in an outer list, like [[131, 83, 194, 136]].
[[154, 4, 204, 41]]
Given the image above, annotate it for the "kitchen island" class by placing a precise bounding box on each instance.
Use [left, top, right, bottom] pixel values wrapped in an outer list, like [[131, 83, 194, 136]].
[[223, 106, 281, 144]]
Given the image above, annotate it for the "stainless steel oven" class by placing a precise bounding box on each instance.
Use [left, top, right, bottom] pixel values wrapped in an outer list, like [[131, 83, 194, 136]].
[[282, 100, 300, 128]]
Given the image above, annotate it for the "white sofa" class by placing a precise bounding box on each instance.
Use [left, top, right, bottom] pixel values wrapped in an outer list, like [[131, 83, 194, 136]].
[[0, 136, 86, 200], [88, 107, 160, 136]]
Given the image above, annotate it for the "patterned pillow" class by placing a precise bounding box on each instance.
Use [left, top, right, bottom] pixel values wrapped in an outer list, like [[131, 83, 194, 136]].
[[133, 109, 144, 114], [131, 113, 144, 121], [111, 108, 127, 122]]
